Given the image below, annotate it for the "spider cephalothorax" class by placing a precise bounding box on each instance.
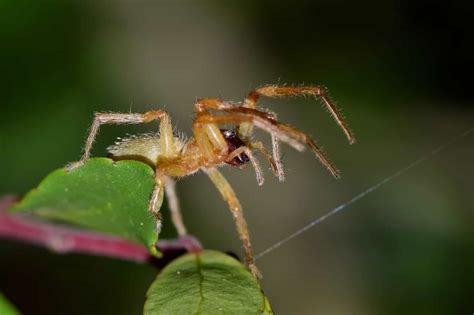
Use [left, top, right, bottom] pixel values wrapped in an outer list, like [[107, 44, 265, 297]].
[[67, 84, 355, 278]]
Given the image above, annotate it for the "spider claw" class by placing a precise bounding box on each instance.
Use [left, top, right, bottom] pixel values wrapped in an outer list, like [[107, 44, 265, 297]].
[[65, 160, 85, 171], [249, 263, 263, 279]]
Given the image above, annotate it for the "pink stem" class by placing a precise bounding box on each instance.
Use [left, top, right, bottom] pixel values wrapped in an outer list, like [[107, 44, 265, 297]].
[[0, 195, 202, 262]]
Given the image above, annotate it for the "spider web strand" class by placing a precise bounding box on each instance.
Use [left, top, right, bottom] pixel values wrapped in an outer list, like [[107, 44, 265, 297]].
[[254, 125, 474, 261]]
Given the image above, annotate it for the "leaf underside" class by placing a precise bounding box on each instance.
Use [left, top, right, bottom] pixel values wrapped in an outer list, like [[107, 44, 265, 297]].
[[11, 158, 160, 254], [144, 250, 273, 315]]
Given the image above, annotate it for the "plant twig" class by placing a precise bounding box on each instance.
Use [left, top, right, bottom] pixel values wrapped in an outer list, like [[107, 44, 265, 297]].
[[0, 195, 202, 262]]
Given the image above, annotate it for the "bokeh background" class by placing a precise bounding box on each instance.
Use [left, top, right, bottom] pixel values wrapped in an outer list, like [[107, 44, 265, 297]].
[[1, 1, 473, 314]]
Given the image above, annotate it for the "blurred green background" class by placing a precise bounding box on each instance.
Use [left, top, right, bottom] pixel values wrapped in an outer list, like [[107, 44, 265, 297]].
[[1, 1, 473, 314]]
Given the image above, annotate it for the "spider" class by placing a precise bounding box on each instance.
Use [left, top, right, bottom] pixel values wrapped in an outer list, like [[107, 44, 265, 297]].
[[67, 84, 355, 278]]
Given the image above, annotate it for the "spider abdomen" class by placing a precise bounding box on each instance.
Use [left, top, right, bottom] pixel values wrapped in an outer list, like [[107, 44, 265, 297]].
[[107, 133, 186, 167]]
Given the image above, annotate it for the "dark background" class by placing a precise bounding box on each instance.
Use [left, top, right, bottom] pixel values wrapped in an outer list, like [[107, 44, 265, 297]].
[[1, 1, 473, 314]]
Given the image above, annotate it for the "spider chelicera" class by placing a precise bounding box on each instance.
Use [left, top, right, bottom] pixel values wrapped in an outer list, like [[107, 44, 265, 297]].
[[67, 84, 355, 278]]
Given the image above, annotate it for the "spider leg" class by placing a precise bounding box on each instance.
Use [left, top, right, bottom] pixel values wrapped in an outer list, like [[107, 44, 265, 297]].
[[155, 116, 187, 235], [194, 97, 342, 178], [227, 146, 264, 186], [241, 84, 355, 144], [67, 110, 170, 169], [194, 98, 288, 181], [271, 135, 285, 181], [250, 140, 285, 181], [196, 113, 340, 178], [194, 97, 236, 112], [158, 113, 177, 159], [194, 99, 291, 180], [150, 170, 165, 233], [150, 113, 179, 233], [204, 167, 261, 278], [192, 99, 229, 163], [163, 176, 187, 236]]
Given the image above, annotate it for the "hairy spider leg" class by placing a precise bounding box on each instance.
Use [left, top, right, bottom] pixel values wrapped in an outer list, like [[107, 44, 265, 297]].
[[270, 135, 285, 181], [67, 110, 183, 233], [227, 145, 264, 186], [241, 84, 355, 144], [194, 98, 281, 180], [239, 84, 355, 180], [240, 92, 285, 181], [150, 170, 165, 231], [193, 99, 264, 276], [248, 140, 280, 175], [157, 113, 177, 159], [195, 99, 342, 179], [163, 176, 187, 236], [68, 110, 170, 168], [250, 140, 278, 170], [195, 112, 341, 178], [193, 100, 228, 164], [205, 167, 261, 278]]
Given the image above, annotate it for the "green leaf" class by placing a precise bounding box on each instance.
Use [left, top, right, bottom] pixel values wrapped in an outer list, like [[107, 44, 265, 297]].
[[144, 250, 273, 315], [0, 293, 20, 315], [11, 158, 160, 254]]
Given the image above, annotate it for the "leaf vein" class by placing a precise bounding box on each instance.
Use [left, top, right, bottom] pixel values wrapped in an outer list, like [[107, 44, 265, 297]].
[[194, 253, 204, 315]]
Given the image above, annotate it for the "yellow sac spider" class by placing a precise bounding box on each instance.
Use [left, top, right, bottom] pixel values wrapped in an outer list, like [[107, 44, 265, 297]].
[[67, 84, 355, 278]]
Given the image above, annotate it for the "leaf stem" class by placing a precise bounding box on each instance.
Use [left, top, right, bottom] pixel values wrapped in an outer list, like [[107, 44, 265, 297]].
[[0, 195, 202, 262]]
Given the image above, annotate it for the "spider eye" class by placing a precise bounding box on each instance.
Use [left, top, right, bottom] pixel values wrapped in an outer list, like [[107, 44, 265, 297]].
[[222, 129, 236, 138]]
